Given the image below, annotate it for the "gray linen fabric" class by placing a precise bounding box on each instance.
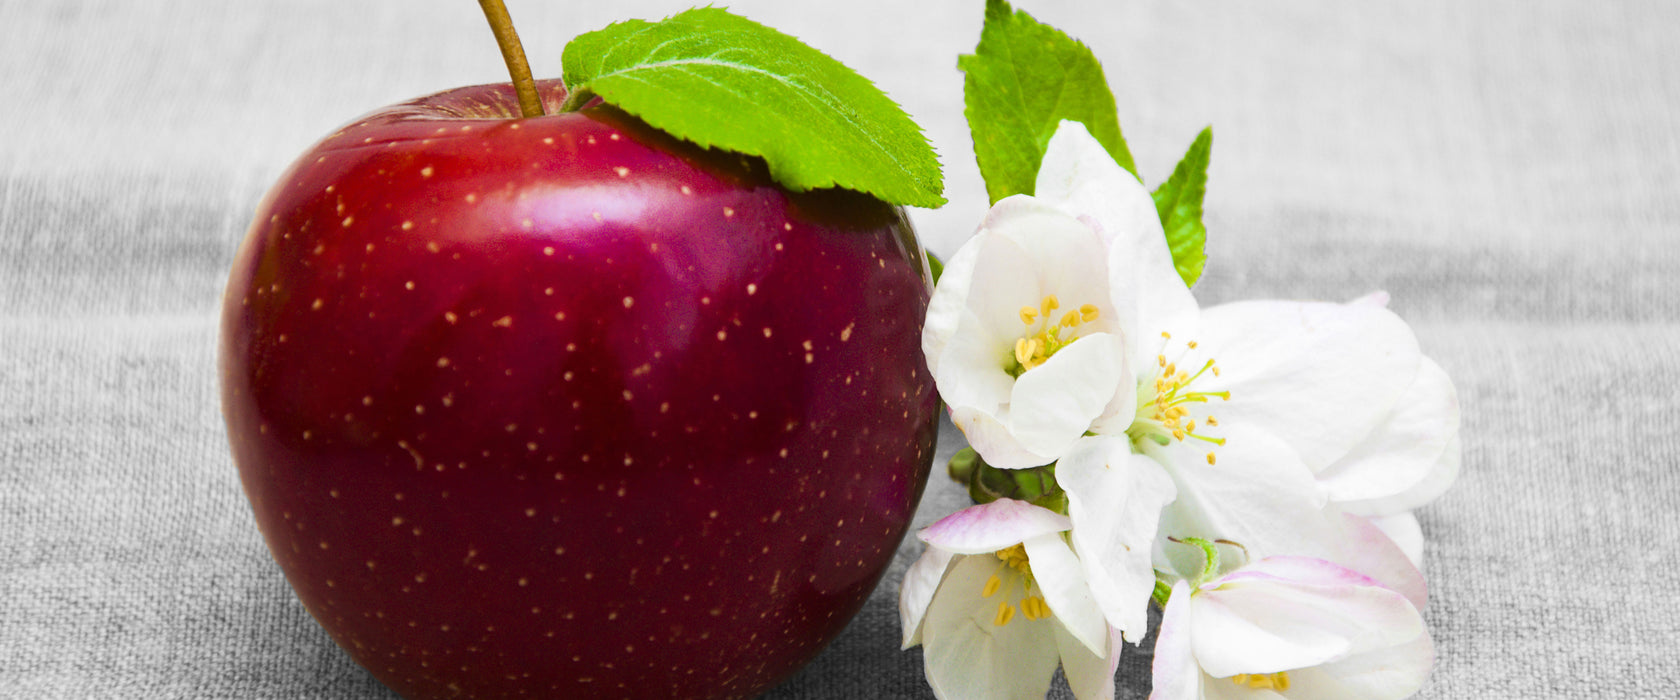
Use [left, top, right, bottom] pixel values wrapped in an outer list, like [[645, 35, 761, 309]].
[[3, 1, 1676, 698]]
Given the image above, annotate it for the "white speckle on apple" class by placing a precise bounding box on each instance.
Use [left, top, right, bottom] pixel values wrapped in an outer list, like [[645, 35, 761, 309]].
[[444, 311, 458, 324], [592, 211, 603, 222], [493, 315, 513, 328], [441, 394, 453, 407], [416, 573, 428, 583], [414, 405, 425, 415], [421, 166, 434, 178], [622, 390, 634, 402], [341, 216, 354, 227], [460, 126, 473, 133], [544, 287, 555, 296], [523, 219, 534, 229], [586, 136, 596, 145], [301, 429, 311, 440], [761, 327, 773, 337], [700, 296, 711, 305], [465, 193, 478, 204], [622, 296, 634, 308], [436, 357, 450, 368], [405, 281, 415, 290], [778, 448, 788, 458], [840, 323, 855, 341], [563, 371, 574, 381], [716, 330, 727, 341], [746, 283, 758, 295], [311, 298, 324, 310], [614, 167, 630, 178], [681, 185, 693, 195], [543, 137, 554, 145]]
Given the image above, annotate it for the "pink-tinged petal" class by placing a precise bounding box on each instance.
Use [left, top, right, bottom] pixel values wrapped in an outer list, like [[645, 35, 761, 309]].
[[1346, 290, 1390, 308], [1366, 511, 1425, 571], [1009, 333, 1128, 461], [1282, 629, 1434, 700], [1329, 511, 1428, 611], [900, 545, 958, 649], [948, 405, 1058, 470], [1148, 425, 1332, 577], [1318, 358, 1459, 508], [918, 498, 1071, 555], [922, 227, 988, 377], [1022, 532, 1109, 658], [1148, 581, 1201, 700], [1190, 559, 1425, 678], [1195, 300, 1421, 474], [1058, 621, 1124, 700], [922, 555, 1062, 700], [1059, 436, 1177, 642]]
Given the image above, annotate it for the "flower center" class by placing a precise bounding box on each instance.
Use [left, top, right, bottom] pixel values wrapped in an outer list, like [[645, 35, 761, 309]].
[[1127, 332, 1230, 464], [1006, 294, 1101, 378], [980, 544, 1051, 626], [1231, 672, 1291, 691]]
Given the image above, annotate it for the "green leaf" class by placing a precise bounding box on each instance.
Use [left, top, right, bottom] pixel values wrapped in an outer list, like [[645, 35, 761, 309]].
[[561, 8, 945, 208], [959, 0, 1136, 204], [1151, 127, 1213, 287]]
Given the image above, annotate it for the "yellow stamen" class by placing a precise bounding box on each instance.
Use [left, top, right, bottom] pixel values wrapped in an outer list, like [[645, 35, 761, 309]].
[[1060, 310, 1081, 328], [1206, 416, 1219, 427], [1079, 304, 1099, 322], [1206, 452, 1216, 465], [1158, 354, 1167, 368], [1187, 340, 1198, 349], [1019, 306, 1038, 325], [993, 601, 1016, 626], [1015, 338, 1038, 368], [982, 574, 1001, 598], [1040, 295, 1060, 316], [1231, 672, 1290, 690]]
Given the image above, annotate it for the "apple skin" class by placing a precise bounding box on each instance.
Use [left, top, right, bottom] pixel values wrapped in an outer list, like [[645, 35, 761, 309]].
[[220, 79, 939, 699]]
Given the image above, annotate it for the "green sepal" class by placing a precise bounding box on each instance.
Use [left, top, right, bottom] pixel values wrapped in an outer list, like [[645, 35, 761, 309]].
[[1150, 127, 1213, 288], [959, 0, 1136, 204], [562, 7, 946, 208], [1151, 577, 1174, 608]]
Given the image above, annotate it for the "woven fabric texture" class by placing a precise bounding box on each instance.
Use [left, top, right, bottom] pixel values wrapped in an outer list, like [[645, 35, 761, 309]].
[[3, 1, 1677, 698]]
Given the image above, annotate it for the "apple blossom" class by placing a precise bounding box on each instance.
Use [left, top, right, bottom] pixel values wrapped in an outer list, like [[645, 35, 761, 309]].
[[1150, 556, 1434, 700], [899, 498, 1123, 700], [921, 190, 1130, 470]]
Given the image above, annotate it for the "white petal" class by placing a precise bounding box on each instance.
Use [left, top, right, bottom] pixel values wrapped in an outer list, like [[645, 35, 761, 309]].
[[1147, 581, 1201, 700], [1149, 425, 1332, 576], [948, 406, 1060, 470], [1366, 511, 1425, 571], [1195, 300, 1421, 473], [1318, 357, 1460, 508], [1022, 532, 1109, 657], [1058, 622, 1124, 700], [922, 555, 1061, 700], [1008, 333, 1128, 462], [1190, 557, 1425, 678], [918, 498, 1071, 555], [1343, 433, 1462, 517], [922, 227, 988, 377], [1284, 626, 1434, 700], [900, 545, 958, 649], [1036, 120, 1142, 221], [1058, 436, 1178, 642]]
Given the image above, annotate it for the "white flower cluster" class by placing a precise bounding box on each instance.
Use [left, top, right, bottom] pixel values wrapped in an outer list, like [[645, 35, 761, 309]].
[[902, 122, 1459, 700]]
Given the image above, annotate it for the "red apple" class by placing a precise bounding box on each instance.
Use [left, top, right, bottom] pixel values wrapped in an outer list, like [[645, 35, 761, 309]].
[[219, 79, 939, 699]]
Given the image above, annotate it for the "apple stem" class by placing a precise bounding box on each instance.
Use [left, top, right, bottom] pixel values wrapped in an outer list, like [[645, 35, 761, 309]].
[[478, 0, 544, 118]]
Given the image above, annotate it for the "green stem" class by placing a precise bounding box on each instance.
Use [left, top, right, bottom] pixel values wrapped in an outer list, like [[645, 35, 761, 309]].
[[478, 0, 544, 118], [557, 87, 596, 113]]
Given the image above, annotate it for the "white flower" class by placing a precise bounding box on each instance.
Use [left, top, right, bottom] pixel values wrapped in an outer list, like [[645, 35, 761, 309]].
[[1027, 121, 1455, 598], [899, 498, 1122, 700], [921, 129, 1135, 470], [1150, 556, 1434, 700]]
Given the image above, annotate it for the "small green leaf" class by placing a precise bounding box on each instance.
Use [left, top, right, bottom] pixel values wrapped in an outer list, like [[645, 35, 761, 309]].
[[959, 0, 1135, 204], [561, 8, 945, 208], [1151, 127, 1213, 288]]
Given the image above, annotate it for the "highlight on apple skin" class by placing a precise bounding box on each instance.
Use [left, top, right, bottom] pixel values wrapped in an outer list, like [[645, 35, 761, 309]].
[[220, 79, 941, 699]]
